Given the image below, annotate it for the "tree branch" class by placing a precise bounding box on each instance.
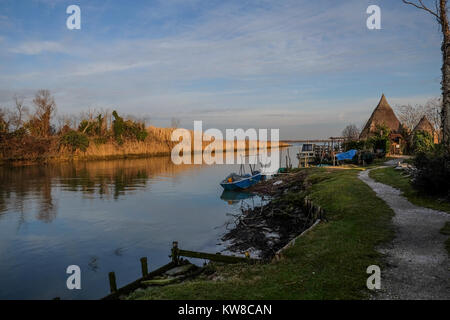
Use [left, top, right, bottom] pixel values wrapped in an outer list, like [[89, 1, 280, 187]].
[[402, 0, 441, 20]]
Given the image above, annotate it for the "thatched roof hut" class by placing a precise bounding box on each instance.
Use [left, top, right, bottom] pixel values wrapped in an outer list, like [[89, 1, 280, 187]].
[[412, 115, 439, 143], [359, 94, 402, 140]]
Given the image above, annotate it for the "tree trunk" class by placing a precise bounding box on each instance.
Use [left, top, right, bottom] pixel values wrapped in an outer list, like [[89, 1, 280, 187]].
[[440, 0, 450, 148]]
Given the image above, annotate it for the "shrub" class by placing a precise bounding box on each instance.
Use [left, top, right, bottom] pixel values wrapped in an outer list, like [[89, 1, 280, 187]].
[[367, 124, 391, 155], [361, 151, 374, 164], [413, 146, 450, 199], [78, 114, 105, 137], [112, 110, 148, 144], [412, 130, 434, 154], [60, 130, 89, 152], [343, 140, 366, 151]]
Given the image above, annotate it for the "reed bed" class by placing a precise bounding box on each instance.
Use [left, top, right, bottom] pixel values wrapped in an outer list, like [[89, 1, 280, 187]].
[[71, 126, 289, 161]]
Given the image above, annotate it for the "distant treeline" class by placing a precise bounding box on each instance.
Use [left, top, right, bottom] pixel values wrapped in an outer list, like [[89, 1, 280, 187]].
[[0, 90, 179, 162], [0, 90, 286, 164]]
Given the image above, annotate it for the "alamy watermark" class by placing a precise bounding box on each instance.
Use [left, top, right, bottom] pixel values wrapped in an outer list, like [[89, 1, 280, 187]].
[[65, 5, 380, 31], [170, 121, 280, 173], [366, 265, 381, 290], [367, 5, 381, 30], [66, 265, 81, 290], [66, 5, 81, 30]]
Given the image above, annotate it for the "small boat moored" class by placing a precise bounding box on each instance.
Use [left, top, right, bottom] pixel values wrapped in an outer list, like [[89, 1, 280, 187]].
[[220, 164, 262, 191]]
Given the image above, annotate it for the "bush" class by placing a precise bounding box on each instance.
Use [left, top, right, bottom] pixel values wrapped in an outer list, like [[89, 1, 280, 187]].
[[412, 130, 434, 154], [79, 114, 105, 137], [361, 151, 374, 164], [112, 110, 148, 144], [60, 130, 89, 152], [368, 136, 390, 155], [343, 140, 366, 151], [366, 124, 391, 155], [0, 134, 51, 160], [413, 146, 450, 199]]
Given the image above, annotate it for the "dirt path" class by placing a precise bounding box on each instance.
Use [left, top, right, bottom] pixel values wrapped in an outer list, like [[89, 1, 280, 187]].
[[358, 166, 450, 300]]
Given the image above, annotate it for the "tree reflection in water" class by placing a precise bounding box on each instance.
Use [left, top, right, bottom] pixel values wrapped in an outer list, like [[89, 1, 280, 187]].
[[0, 157, 196, 225]]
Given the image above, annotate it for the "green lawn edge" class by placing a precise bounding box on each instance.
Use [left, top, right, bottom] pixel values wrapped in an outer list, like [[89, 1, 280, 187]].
[[129, 168, 394, 300], [369, 167, 450, 214]]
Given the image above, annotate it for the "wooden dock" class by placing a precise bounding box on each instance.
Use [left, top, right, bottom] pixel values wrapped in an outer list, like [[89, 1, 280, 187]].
[[101, 242, 259, 300], [281, 137, 345, 143]]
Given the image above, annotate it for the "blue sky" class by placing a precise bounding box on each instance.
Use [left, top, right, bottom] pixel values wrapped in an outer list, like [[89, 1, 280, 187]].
[[0, 0, 443, 139]]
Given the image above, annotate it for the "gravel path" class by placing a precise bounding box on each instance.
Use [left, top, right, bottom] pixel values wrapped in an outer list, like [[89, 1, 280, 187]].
[[359, 166, 450, 300]]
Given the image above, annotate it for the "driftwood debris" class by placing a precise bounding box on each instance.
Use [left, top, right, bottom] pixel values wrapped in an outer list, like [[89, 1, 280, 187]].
[[222, 171, 324, 260], [222, 196, 316, 260]]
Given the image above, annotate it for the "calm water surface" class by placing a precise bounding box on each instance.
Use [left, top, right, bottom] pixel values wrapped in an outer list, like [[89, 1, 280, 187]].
[[0, 146, 301, 299]]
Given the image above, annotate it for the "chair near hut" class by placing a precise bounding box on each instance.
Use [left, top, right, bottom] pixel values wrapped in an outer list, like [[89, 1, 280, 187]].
[[359, 94, 407, 155]]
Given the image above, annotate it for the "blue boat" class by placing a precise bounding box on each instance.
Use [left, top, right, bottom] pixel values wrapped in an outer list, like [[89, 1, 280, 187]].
[[220, 171, 262, 191]]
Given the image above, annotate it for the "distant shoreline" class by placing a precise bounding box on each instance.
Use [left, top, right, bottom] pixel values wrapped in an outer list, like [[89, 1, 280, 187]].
[[0, 127, 291, 166]]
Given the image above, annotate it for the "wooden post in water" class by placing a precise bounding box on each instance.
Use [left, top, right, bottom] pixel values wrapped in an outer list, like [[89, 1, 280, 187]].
[[140, 257, 148, 277], [108, 272, 117, 293]]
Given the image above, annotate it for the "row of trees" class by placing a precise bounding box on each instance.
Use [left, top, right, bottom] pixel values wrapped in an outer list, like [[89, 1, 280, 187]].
[[0, 90, 150, 159], [0, 90, 56, 138]]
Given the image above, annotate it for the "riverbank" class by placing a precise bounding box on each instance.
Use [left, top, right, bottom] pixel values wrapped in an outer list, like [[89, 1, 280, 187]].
[[221, 170, 319, 260], [129, 167, 395, 300], [0, 126, 289, 166]]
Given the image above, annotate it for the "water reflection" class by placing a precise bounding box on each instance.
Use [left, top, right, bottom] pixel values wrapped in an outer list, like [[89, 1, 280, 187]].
[[0, 166, 57, 224], [220, 190, 255, 205], [0, 157, 198, 225], [0, 146, 300, 299]]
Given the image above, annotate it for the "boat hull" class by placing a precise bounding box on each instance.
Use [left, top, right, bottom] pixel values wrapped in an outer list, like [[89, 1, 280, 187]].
[[220, 173, 262, 190]]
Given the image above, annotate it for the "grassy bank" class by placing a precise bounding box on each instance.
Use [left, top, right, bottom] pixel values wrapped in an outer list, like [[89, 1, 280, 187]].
[[129, 168, 394, 300], [369, 167, 450, 214]]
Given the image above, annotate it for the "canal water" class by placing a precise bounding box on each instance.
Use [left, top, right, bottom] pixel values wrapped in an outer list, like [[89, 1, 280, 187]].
[[0, 146, 301, 299]]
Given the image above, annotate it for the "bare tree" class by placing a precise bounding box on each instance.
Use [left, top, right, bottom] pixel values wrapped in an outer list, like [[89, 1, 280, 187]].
[[424, 98, 442, 130], [396, 104, 423, 130], [402, 0, 450, 147], [56, 113, 74, 132], [12, 95, 28, 130], [396, 98, 442, 131], [0, 107, 8, 133], [31, 90, 56, 137], [342, 124, 360, 141]]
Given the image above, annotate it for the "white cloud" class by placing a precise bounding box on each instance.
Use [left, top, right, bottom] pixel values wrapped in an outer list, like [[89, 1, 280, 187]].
[[0, 0, 443, 138], [69, 61, 160, 77], [10, 41, 67, 55]]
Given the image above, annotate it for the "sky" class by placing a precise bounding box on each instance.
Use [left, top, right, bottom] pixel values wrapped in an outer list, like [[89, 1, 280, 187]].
[[0, 0, 443, 139]]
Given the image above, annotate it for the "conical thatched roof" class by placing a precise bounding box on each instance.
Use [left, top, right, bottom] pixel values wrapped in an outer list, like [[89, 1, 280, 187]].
[[412, 116, 434, 134], [412, 115, 439, 143], [359, 94, 402, 139]]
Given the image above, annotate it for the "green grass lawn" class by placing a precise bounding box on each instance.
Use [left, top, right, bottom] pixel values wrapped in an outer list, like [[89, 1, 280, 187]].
[[369, 167, 450, 214], [129, 168, 394, 300]]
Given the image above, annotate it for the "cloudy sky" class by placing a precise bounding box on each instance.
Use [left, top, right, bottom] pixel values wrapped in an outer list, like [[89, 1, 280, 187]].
[[0, 0, 443, 139]]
